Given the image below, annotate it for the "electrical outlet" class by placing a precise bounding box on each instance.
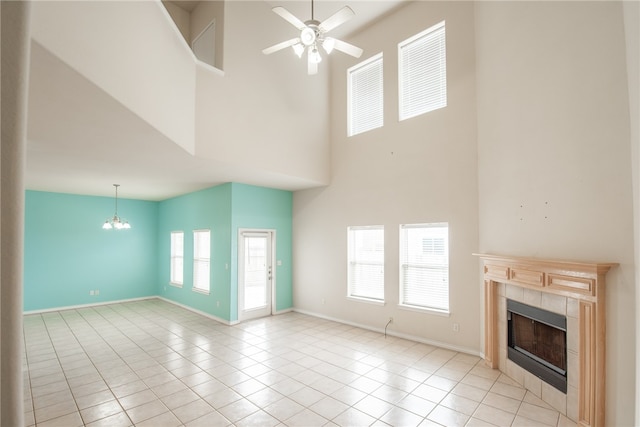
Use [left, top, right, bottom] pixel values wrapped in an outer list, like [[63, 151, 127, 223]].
[[95, 290, 99, 296], [453, 323, 460, 332], [89, 290, 94, 296], [322, 298, 326, 305], [216, 301, 220, 308]]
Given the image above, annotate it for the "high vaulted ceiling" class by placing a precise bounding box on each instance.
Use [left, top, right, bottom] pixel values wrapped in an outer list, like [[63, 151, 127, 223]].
[[26, 1, 406, 201]]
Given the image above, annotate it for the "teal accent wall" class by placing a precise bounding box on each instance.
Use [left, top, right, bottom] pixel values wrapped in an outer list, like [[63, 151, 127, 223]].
[[157, 184, 233, 320], [230, 183, 293, 319], [158, 183, 293, 322], [24, 191, 158, 311], [24, 183, 293, 320]]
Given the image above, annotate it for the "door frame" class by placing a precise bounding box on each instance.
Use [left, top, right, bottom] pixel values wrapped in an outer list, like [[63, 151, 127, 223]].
[[237, 228, 276, 322]]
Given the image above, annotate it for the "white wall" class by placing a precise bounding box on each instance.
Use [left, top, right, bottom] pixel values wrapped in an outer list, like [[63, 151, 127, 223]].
[[31, 1, 196, 155], [475, 2, 635, 425], [293, 1, 481, 352], [195, 1, 330, 188], [622, 1, 640, 424], [162, 1, 190, 43]]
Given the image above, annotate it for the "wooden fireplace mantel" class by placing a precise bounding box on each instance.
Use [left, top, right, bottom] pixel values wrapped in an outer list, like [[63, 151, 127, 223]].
[[474, 254, 617, 427]]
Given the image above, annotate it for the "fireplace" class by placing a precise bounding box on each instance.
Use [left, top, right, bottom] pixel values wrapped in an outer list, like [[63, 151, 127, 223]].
[[507, 299, 567, 393], [476, 254, 616, 426]]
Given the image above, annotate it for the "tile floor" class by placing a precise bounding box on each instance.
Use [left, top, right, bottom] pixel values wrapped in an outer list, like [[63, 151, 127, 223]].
[[23, 299, 576, 427]]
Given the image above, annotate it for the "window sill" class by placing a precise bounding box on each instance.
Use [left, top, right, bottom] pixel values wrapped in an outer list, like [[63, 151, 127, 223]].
[[192, 288, 210, 296], [347, 296, 385, 306], [169, 282, 183, 288], [398, 303, 449, 317]]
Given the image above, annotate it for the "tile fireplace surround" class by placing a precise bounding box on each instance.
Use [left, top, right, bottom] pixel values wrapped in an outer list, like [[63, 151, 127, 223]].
[[475, 254, 617, 427]]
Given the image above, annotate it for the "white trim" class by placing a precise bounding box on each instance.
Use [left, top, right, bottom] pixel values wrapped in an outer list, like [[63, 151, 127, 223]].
[[23, 296, 156, 315], [346, 295, 386, 306], [158, 297, 238, 326], [238, 228, 276, 323], [398, 303, 450, 317], [273, 307, 294, 315], [169, 282, 183, 288], [292, 307, 481, 357]]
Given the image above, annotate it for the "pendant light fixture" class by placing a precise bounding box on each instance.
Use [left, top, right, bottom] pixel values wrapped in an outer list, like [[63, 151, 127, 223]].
[[102, 184, 131, 230]]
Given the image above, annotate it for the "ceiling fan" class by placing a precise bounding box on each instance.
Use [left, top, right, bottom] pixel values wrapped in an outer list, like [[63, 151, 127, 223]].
[[262, 0, 364, 75]]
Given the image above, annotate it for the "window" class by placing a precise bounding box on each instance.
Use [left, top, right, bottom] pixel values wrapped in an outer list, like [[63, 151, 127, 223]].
[[170, 231, 184, 285], [348, 53, 383, 136], [347, 226, 384, 302], [193, 230, 211, 293], [399, 21, 447, 121], [400, 223, 449, 312]]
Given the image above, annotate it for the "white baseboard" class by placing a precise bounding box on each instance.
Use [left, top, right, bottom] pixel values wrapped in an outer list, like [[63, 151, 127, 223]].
[[156, 297, 239, 326], [23, 296, 157, 315], [292, 307, 482, 357]]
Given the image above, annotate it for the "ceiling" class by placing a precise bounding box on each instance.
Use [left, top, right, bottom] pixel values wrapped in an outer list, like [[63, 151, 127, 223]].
[[26, 0, 406, 201]]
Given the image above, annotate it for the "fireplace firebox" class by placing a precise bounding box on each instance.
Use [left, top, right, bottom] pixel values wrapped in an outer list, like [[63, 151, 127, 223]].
[[507, 299, 567, 393]]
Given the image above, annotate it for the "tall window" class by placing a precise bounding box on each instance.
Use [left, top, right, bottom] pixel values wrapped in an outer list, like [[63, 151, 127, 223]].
[[347, 226, 384, 302], [399, 21, 447, 121], [348, 53, 384, 136], [400, 223, 449, 312], [170, 231, 184, 285], [193, 230, 211, 293]]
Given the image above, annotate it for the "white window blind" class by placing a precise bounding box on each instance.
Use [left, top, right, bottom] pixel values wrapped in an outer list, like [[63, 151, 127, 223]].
[[170, 231, 184, 285], [400, 223, 449, 312], [347, 226, 384, 301], [399, 21, 447, 121], [348, 53, 383, 136], [193, 229, 211, 293]]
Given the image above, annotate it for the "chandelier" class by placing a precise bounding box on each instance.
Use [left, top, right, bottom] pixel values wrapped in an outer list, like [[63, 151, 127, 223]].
[[102, 184, 131, 230]]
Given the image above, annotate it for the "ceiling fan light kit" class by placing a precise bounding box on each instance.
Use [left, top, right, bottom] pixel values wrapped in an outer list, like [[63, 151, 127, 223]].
[[262, 0, 363, 75]]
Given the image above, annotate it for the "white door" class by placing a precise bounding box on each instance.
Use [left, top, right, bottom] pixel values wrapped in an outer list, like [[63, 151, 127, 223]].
[[238, 230, 274, 321]]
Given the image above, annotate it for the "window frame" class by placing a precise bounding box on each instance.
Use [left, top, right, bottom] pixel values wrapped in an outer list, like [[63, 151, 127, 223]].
[[398, 20, 447, 121], [347, 52, 384, 137], [347, 225, 385, 304], [192, 229, 211, 295], [170, 231, 184, 287], [399, 222, 449, 314]]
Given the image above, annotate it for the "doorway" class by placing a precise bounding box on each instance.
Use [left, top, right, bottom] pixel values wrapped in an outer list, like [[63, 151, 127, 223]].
[[238, 230, 275, 321]]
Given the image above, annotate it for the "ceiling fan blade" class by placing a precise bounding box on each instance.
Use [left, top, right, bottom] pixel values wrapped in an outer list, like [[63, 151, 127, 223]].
[[272, 6, 306, 30], [332, 38, 363, 58], [318, 6, 355, 33], [308, 57, 318, 75], [262, 38, 300, 55]]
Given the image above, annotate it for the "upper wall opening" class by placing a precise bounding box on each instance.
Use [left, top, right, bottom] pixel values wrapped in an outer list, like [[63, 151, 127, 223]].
[[163, 0, 225, 70]]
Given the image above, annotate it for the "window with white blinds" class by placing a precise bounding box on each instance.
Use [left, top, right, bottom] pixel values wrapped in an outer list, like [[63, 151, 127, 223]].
[[170, 231, 184, 286], [398, 21, 447, 121], [348, 53, 384, 137], [193, 229, 211, 294], [347, 226, 384, 302], [399, 223, 449, 312]]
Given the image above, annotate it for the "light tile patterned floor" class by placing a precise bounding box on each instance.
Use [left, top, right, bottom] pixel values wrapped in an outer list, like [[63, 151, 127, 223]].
[[23, 299, 577, 427]]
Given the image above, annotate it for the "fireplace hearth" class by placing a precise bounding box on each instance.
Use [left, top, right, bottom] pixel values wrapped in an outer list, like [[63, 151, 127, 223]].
[[507, 299, 567, 393]]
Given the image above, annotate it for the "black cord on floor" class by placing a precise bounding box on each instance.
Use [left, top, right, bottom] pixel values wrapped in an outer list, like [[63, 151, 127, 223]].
[[384, 318, 392, 338]]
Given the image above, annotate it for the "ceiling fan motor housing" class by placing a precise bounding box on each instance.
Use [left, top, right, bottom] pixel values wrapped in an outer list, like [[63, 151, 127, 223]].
[[301, 20, 321, 46]]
